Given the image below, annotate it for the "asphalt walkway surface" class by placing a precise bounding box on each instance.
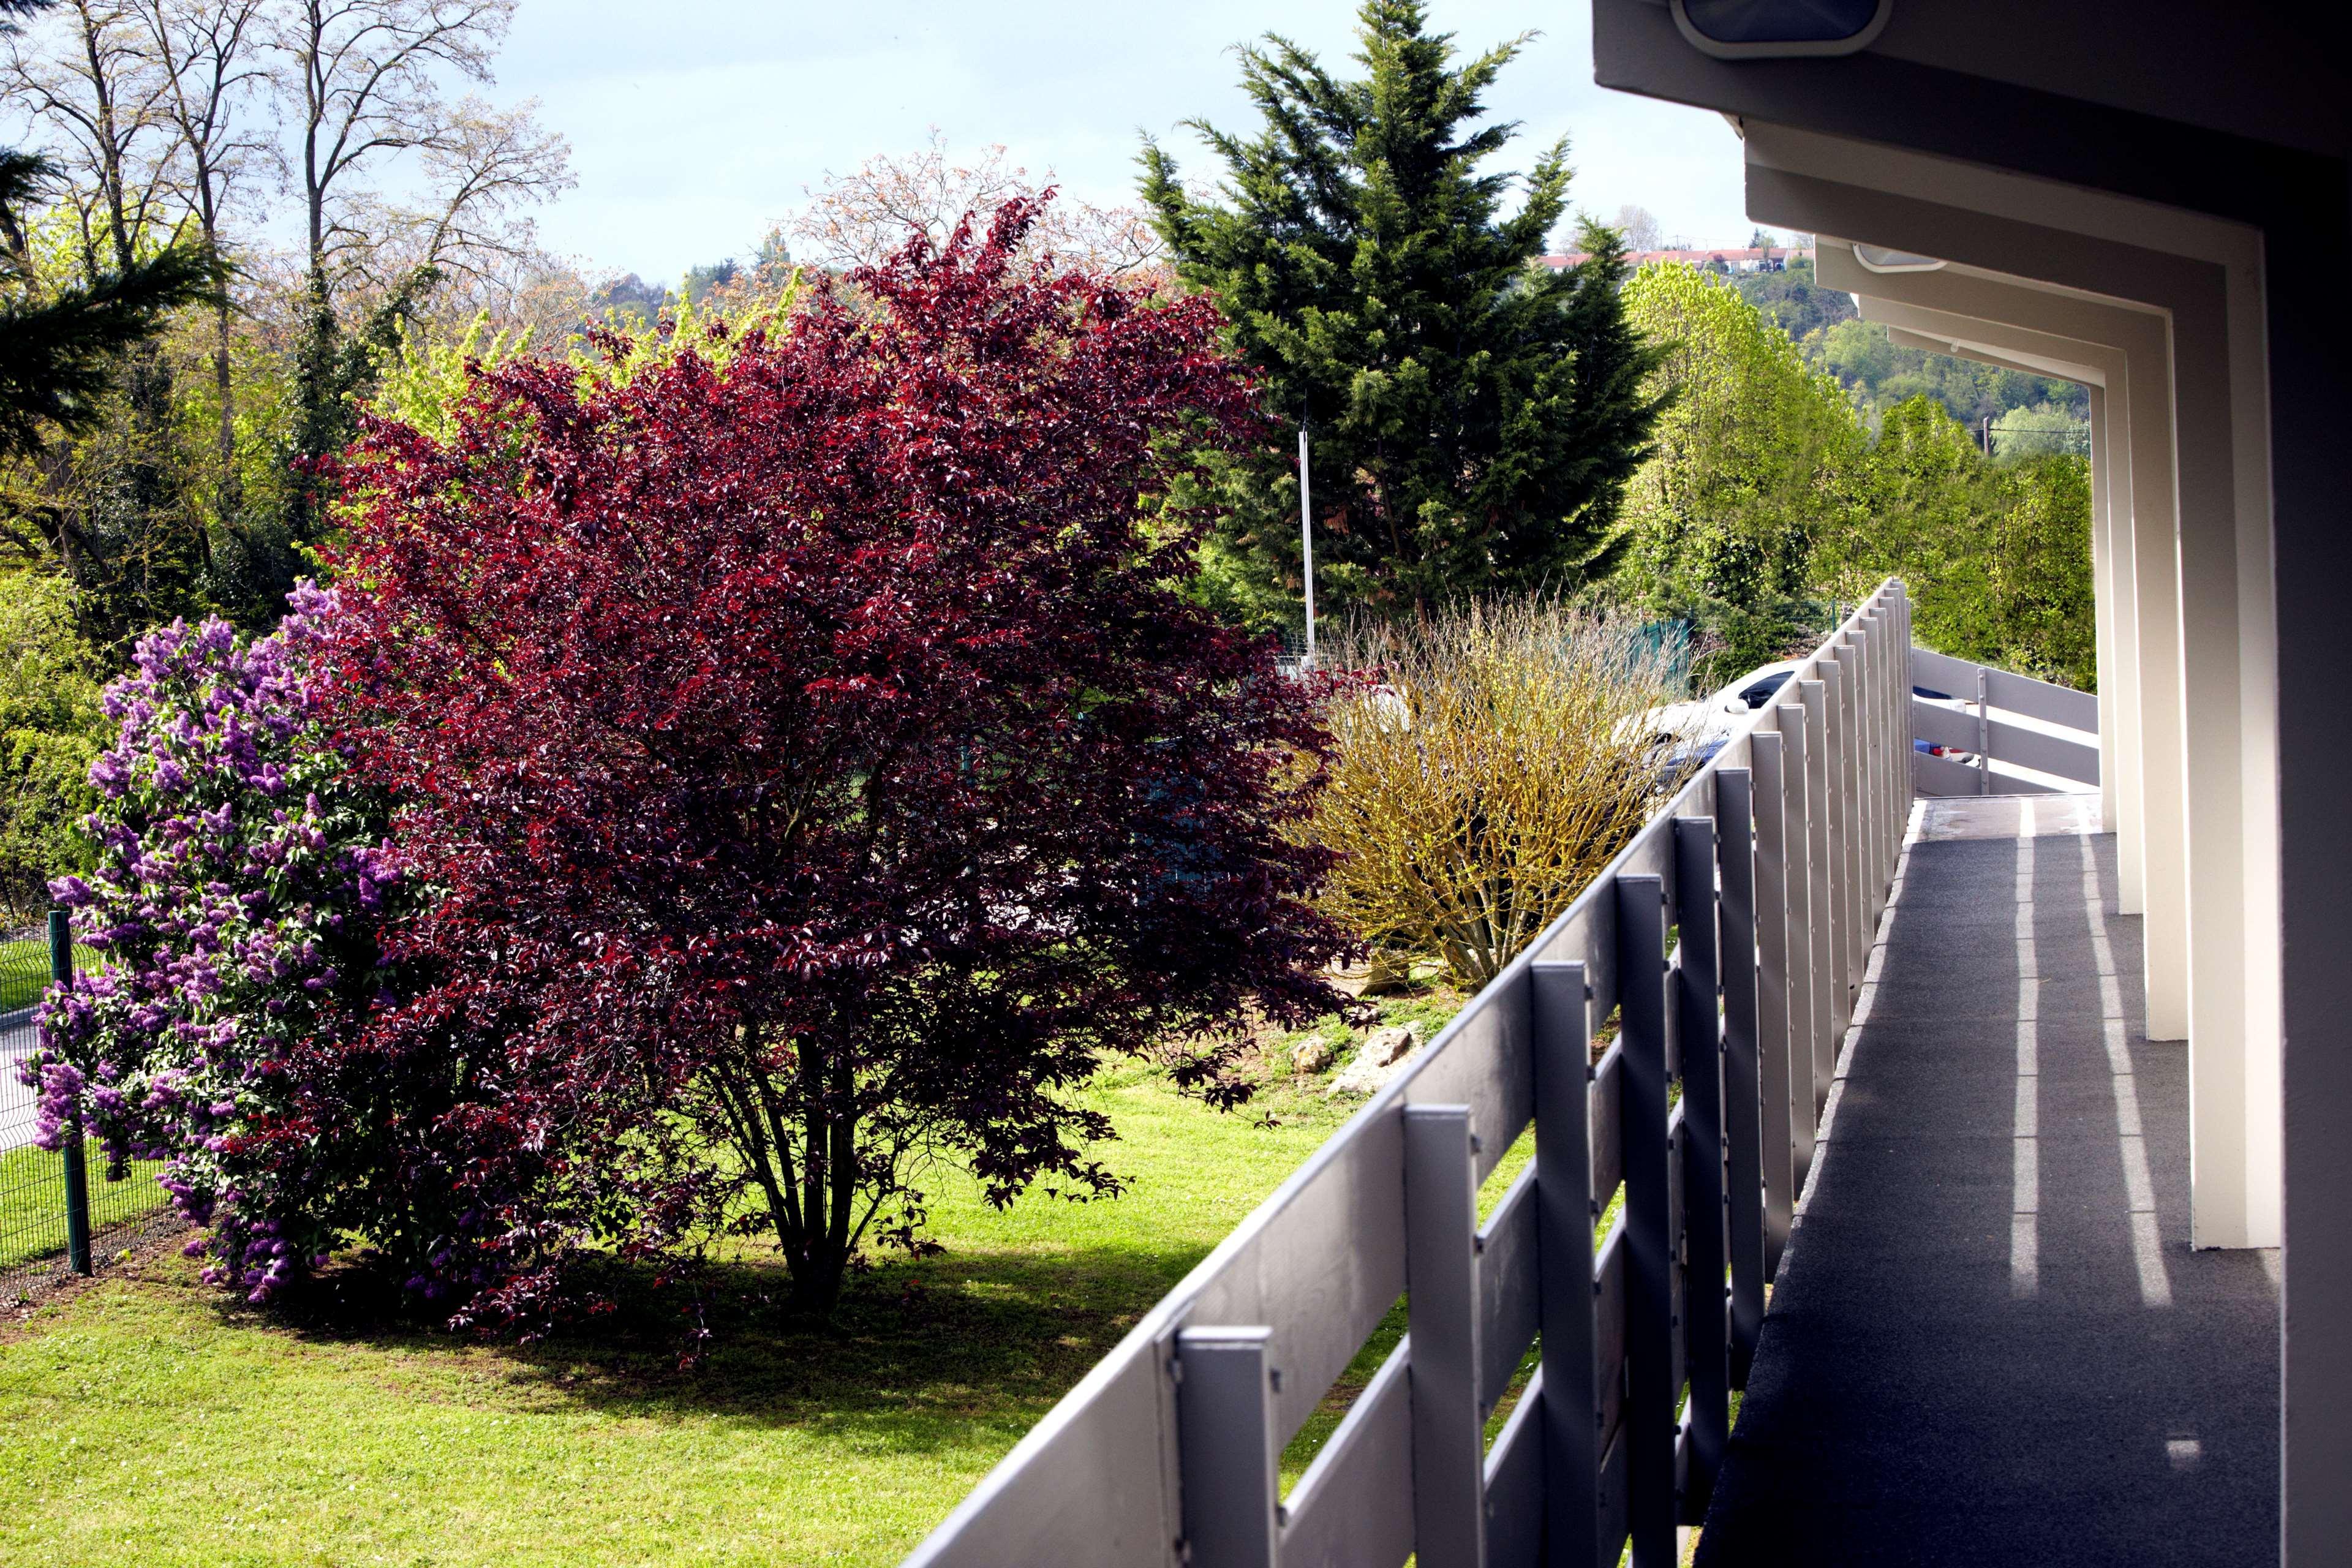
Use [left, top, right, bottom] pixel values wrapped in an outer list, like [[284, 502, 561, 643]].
[[1695, 798, 2280, 1567]]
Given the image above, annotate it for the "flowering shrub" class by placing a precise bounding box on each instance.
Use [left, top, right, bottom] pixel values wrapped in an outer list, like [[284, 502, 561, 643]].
[[330, 197, 1362, 1317], [28, 586, 393, 1300], [28, 589, 667, 1325]]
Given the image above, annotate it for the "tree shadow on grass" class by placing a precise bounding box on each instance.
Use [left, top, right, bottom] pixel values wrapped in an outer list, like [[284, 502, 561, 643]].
[[227, 1235, 1210, 1456]]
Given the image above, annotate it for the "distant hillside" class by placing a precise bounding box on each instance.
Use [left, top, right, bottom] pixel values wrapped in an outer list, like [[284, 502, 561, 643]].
[[1737, 258, 2087, 436]]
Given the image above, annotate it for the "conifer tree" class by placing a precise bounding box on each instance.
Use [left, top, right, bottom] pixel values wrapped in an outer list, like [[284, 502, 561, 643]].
[[1141, 0, 1665, 622]]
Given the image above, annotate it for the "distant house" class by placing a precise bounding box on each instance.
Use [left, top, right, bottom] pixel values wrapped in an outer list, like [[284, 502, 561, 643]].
[[1539, 243, 1815, 274]]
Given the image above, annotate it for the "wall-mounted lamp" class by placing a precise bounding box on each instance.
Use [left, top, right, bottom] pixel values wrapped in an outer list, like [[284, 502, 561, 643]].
[[1851, 242, 1948, 273], [1670, 0, 1893, 59]]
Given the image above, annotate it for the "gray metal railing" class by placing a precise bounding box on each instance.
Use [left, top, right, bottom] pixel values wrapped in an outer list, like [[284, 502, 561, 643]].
[[902, 581, 1916, 1568], [1910, 646, 2100, 796]]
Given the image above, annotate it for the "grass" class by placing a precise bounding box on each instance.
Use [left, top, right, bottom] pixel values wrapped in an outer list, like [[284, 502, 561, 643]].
[[0, 995, 1458, 1567], [0, 935, 104, 1012], [0, 1142, 172, 1270], [1, 936, 52, 1012]]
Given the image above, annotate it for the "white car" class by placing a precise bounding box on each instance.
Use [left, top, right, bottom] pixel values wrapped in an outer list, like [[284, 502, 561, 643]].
[[1637, 659, 1980, 767], [1624, 660, 1805, 756]]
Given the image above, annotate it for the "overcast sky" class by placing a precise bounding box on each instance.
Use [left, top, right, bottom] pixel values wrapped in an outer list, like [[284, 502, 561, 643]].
[[494, 0, 1754, 285]]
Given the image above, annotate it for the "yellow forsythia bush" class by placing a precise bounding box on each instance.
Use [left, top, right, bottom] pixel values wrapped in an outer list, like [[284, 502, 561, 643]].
[[1311, 600, 1687, 987]]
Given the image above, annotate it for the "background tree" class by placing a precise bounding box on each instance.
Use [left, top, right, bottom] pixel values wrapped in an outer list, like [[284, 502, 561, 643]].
[[1611, 202, 1662, 252], [329, 200, 1360, 1319], [2, 0, 221, 643], [136, 0, 271, 548], [0, 148, 208, 470], [1140, 0, 1665, 622], [1804, 314, 2087, 429], [1816, 393, 2097, 689], [790, 127, 1166, 280], [270, 0, 549, 551], [1614, 262, 1864, 684], [1732, 250, 1855, 342], [0, 571, 105, 922]]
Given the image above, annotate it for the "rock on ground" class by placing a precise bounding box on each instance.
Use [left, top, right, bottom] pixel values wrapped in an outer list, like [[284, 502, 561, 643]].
[[1327, 1022, 1425, 1097]]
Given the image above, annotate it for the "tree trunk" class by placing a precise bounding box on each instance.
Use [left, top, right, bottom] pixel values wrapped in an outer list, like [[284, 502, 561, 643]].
[[212, 290, 237, 524]]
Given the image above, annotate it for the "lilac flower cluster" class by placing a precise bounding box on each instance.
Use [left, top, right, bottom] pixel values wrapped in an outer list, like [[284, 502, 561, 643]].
[[26, 584, 393, 1302]]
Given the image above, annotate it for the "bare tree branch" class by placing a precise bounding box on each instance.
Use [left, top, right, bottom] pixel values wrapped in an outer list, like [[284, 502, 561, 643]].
[[789, 127, 1168, 281], [2, 0, 181, 275], [268, 0, 514, 290]]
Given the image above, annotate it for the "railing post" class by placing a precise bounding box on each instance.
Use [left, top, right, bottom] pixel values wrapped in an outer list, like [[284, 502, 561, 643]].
[[1828, 647, 1864, 989], [1873, 601, 1896, 882], [1749, 732, 1799, 1268], [1673, 819, 1728, 1516], [1175, 1326, 1278, 1568], [1974, 663, 1991, 794], [50, 908, 91, 1278], [1816, 661, 1853, 1049], [1862, 621, 1883, 924], [1714, 775, 1766, 1384], [1845, 626, 1876, 937], [1894, 586, 1916, 835], [1796, 680, 1836, 1117], [1405, 1103, 1485, 1568], [1615, 874, 1675, 1568], [1860, 613, 1888, 907], [1532, 959, 1597, 1568], [1883, 598, 1902, 872], [1847, 637, 1869, 965]]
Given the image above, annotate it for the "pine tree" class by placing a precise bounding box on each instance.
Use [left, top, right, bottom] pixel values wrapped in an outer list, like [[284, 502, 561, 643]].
[[1140, 0, 1665, 622]]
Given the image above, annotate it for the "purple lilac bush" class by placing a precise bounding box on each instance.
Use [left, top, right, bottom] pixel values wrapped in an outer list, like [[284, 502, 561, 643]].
[[26, 585, 394, 1302]]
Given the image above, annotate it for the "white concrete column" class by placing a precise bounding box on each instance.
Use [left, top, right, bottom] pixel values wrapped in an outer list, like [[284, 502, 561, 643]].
[[1847, 280, 2179, 997], [1801, 216, 2252, 1240], [1883, 317, 2139, 905], [2088, 385, 2117, 831]]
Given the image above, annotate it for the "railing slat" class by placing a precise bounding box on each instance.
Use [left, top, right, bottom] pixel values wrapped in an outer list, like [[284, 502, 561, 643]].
[[1277, 1337, 1415, 1568], [1672, 817, 1728, 1518], [1477, 1157, 1542, 1407], [1798, 680, 1836, 1121], [1911, 746, 2075, 797], [1482, 1367, 1547, 1568], [1403, 1104, 1485, 1568], [1404, 967, 1537, 1186], [1616, 873, 1675, 1568], [1847, 627, 1878, 940], [1749, 731, 1796, 1273], [1717, 770, 1766, 1384], [1827, 651, 1863, 1003], [1186, 1115, 1408, 1448], [1891, 591, 1911, 861], [1589, 1043, 1624, 1209], [1596, 1427, 1631, 1568], [1177, 1327, 1280, 1568], [1594, 1220, 1628, 1452], [1531, 959, 1599, 1568], [1666, 1098, 1687, 1474]]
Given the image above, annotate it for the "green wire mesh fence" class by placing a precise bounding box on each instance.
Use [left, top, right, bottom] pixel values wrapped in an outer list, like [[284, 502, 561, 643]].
[[0, 915, 171, 1276]]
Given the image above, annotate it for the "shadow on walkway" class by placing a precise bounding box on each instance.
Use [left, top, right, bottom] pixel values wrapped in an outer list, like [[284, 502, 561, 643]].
[[1697, 804, 2278, 1567]]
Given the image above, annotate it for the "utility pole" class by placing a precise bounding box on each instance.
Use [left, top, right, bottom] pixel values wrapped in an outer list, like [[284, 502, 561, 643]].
[[1299, 422, 1316, 670]]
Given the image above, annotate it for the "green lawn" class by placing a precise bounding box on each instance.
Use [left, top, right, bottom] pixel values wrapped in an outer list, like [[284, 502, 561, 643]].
[[1, 936, 51, 1012], [0, 1000, 1462, 1568], [0, 1142, 173, 1270], [0, 934, 103, 1012]]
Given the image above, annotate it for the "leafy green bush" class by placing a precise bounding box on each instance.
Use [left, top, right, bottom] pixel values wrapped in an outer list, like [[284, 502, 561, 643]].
[[0, 573, 107, 925]]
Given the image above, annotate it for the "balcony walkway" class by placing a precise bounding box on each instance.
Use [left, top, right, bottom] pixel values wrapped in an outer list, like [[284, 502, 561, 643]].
[[1696, 796, 2281, 1567]]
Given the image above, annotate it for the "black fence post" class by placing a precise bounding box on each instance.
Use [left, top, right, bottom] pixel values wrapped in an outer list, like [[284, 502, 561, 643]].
[[50, 909, 91, 1276]]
